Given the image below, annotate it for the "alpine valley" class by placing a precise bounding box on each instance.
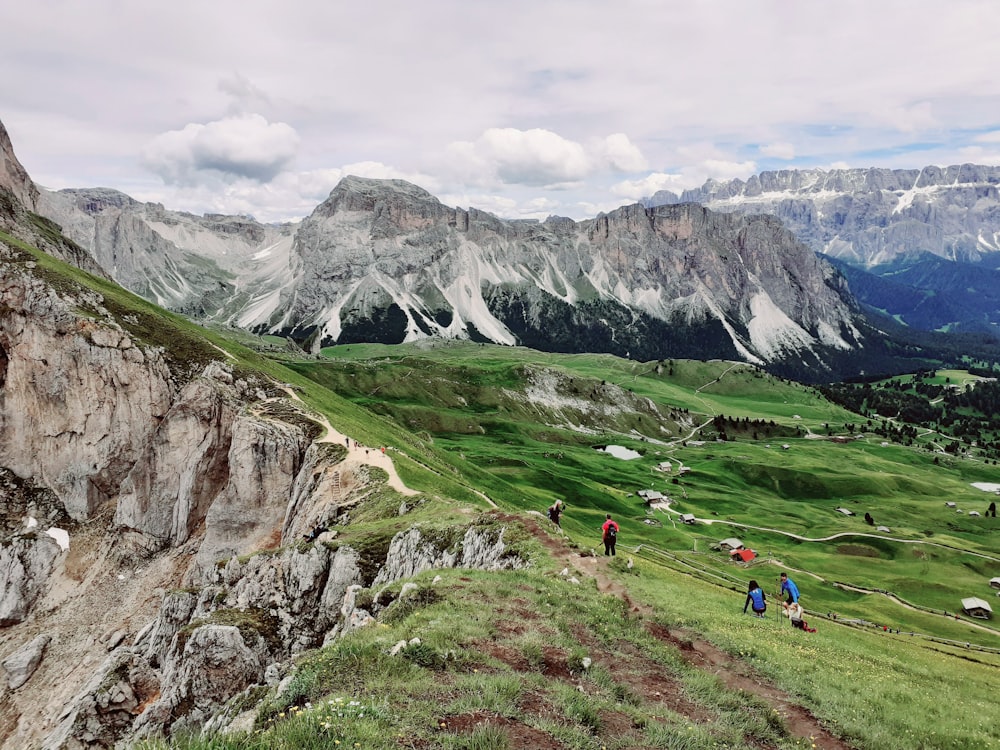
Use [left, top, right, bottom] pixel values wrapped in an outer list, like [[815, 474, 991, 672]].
[[2, 114, 1000, 750]]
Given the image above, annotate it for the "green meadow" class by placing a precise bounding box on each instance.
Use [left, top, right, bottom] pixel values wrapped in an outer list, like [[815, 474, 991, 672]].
[[7, 232, 1000, 748]]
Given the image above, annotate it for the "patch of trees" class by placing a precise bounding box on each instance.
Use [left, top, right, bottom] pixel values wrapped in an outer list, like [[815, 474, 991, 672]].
[[821, 373, 1000, 459], [710, 415, 799, 441]]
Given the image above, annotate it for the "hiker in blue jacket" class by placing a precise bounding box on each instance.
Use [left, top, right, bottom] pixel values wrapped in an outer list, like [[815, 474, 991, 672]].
[[743, 579, 767, 617], [780, 572, 800, 613]]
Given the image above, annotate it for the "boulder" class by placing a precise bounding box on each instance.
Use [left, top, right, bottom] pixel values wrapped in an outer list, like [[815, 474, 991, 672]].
[[2, 634, 50, 688]]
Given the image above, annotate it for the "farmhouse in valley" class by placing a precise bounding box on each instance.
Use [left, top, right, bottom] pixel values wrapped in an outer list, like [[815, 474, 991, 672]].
[[961, 597, 993, 619]]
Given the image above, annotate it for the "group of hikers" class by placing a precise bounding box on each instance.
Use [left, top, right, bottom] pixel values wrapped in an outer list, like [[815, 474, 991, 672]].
[[544, 501, 813, 631], [744, 572, 816, 632], [546, 501, 619, 556]]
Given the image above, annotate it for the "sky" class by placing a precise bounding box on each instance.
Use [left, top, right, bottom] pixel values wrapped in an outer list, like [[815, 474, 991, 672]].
[[3, 1, 999, 224]]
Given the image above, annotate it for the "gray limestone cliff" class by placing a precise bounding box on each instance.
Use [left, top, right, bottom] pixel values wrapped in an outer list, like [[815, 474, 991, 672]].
[[0, 234, 531, 748], [0, 121, 38, 214], [32, 170, 867, 374], [647, 165, 1000, 268], [268, 176, 862, 371]]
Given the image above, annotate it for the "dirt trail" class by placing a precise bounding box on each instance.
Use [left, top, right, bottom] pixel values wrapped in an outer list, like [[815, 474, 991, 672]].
[[524, 516, 854, 750], [272, 384, 419, 496], [312, 413, 419, 497]]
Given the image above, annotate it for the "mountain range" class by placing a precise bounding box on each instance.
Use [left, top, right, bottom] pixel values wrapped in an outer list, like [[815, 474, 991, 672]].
[[6, 118, 1000, 380], [645, 165, 1000, 333]]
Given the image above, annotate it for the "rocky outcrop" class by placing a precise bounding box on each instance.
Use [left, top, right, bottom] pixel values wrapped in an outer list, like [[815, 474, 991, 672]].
[[0, 120, 38, 213], [194, 413, 310, 575], [0, 264, 174, 521], [41, 650, 160, 750], [0, 534, 62, 625], [113, 372, 237, 552], [1, 633, 50, 689], [134, 625, 264, 738], [373, 524, 528, 586], [38, 519, 528, 747]]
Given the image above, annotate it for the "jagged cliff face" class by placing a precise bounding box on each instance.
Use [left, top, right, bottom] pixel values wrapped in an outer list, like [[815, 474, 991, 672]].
[[32, 170, 864, 372], [647, 165, 1000, 268], [273, 176, 861, 368], [0, 232, 529, 748], [0, 121, 37, 214], [36, 187, 297, 324]]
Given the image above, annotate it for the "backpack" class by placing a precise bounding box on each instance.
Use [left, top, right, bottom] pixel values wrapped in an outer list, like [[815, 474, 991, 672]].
[[606, 524, 617, 541]]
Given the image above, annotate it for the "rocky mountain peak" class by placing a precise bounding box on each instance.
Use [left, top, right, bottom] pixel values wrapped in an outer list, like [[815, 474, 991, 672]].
[[318, 175, 448, 220], [0, 118, 39, 213], [54, 187, 140, 215]]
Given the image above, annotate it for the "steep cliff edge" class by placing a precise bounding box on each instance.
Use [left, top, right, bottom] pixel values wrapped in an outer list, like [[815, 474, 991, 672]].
[[0, 233, 529, 749]]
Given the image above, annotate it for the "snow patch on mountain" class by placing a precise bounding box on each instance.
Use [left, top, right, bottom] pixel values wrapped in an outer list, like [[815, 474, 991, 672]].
[[746, 292, 815, 361], [891, 182, 941, 215], [695, 286, 762, 365]]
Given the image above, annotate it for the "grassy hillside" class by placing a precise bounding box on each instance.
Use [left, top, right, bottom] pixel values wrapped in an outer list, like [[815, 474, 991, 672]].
[[4, 231, 1000, 749]]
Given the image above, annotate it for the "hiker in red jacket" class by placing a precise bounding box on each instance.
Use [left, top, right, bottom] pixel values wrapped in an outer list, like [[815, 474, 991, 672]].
[[601, 514, 619, 556]]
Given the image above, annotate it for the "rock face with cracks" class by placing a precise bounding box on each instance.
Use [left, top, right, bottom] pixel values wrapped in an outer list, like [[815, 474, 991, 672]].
[[0, 247, 530, 748]]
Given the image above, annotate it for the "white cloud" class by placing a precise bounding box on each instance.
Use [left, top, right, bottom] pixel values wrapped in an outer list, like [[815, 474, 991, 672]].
[[701, 160, 757, 181], [595, 133, 648, 172], [957, 146, 1000, 166], [611, 173, 687, 199], [442, 128, 647, 191], [142, 114, 300, 184], [759, 142, 796, 160], [444, 128, 591, 188], [974, 131, 1000, 144]]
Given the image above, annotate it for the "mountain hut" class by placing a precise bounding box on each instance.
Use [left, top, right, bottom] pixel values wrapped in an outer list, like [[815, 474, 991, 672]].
[[961, 597, 993, 619]]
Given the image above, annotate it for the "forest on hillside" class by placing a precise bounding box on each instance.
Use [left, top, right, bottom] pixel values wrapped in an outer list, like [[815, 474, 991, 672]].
[[820, 370, 1000, 460]]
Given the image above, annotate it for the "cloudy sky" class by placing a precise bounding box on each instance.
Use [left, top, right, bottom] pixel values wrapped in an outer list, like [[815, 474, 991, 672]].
[[4, 1, 998, 223]]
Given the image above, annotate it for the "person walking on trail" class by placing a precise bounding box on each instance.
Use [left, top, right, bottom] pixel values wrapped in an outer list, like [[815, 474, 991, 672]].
[[743, 579, 767, 617], [780, 572, 800, 612], [547, 500, 564, 528], [601, 514, 619, 556]]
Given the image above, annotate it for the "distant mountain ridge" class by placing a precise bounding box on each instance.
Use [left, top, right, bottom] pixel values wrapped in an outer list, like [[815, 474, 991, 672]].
[[646, 164, 1000, 334], [646, 164, 1000, 267]]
